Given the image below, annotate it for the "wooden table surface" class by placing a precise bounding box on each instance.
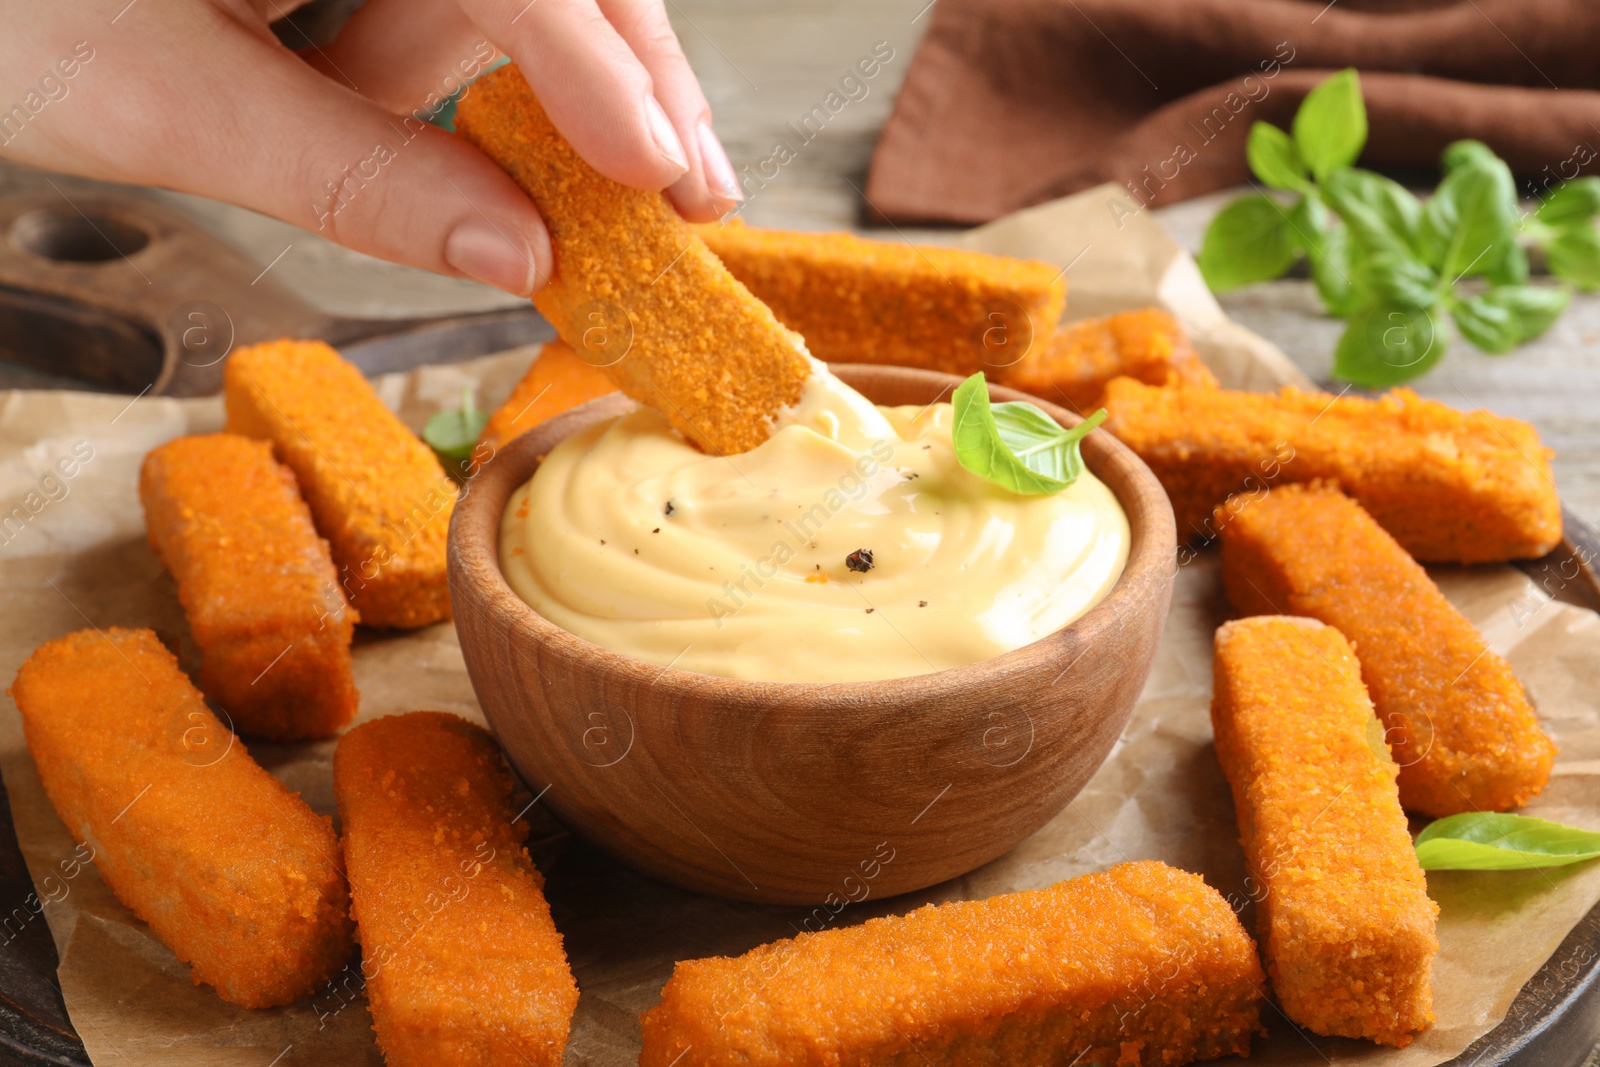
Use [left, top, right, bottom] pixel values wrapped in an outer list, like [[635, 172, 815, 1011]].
[[9, 0, 1592, 526]]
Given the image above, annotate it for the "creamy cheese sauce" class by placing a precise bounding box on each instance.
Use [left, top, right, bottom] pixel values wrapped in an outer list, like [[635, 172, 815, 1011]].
[[499, 366, 1129, 683]]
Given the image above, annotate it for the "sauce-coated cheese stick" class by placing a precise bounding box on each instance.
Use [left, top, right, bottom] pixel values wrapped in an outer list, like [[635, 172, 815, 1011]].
[[640, 860, 1263, 1067], [1218, 482, 1556, 815], [10, 628, 352, 1007], [140, 433, 357, 740], [334, 712, 578, 1066], [456, 65, 812, 456], [1212, 616, 1438, 1047]]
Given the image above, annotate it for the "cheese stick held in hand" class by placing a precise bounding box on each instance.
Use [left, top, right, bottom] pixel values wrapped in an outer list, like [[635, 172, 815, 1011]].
[[456, 65, 813, 456]]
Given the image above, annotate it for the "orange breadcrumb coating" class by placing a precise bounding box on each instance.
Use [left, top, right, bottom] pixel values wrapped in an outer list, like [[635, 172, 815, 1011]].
[[9, 628, 352, 1008], [456, 66, 812, 456], [480, 340, 616, 450], [1002, 308, 1217, 412], [1101, 378, 1562, 563], [640, 860, 1263, 1067], [140, 433, 357, 741], [1218, 482, 1556, 815], [334, 712, 578, 1066], [223, 340, 455, 629], [1211, 616, 1438, 1047], [696, 217, 1067, 376]]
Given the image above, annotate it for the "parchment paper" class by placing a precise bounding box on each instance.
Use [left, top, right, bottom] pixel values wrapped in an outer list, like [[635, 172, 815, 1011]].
[[1, 184, 1597, 1066]]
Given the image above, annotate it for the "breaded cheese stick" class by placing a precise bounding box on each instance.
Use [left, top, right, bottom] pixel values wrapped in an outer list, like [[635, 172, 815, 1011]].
[[640, 860, 1263, 1067], [480, 340, 615, 450], [1212, 616, 1438, 1047], [224, 339, 455, 629], [9, 628, 352, 1008], [140, 433, 357, 740], [1002, 308, 1217, 411], [456, 65, 812, 456], [1218, 482, 1556, 815], [334, 712, 577, 1066], [1101, 379, 1561, 563], [696, 218, 1067, 376]]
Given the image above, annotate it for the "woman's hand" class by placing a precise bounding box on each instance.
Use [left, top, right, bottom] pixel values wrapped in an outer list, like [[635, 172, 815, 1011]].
[[0, 0, 742, 295]]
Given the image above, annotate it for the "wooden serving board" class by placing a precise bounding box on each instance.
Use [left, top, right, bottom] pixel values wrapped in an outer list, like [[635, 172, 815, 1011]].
[[0, 517, 1594, 1067], [0, 166, 552, 395], [0, 172, 1597, 1066]]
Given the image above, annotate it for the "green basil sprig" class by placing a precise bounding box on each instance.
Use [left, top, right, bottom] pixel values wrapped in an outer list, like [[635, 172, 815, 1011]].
[[951, 372, 1105, 495], [423, 385, 488, 463], [1415, 812, 1600, 871], [1198, 69, 1589, 387], [1531, 176, 1600, 289]]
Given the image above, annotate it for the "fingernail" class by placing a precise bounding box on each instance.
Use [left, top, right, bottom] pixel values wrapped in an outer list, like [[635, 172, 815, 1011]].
[[644, 94, 689, 174], [445, 218, 549, 296], [698, 119, 743, 203]]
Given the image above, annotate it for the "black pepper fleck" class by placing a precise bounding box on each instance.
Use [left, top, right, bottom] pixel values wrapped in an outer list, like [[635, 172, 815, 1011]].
[[664, 501, 676, 515], [845, 549, 875, 573], [865, 607, 875, 613], [652, 527, 661, 533], [919, 600, 928, 607]]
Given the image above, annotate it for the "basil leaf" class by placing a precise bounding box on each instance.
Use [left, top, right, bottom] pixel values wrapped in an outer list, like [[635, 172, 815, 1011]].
[[1247, 122, 1310, 192], [1484, 238, 1530, 286], [1441, 138, 1501, 175], [1198, 195, 1297, 292], [1416, 812, 1600, 871], [1321, 168, 1424, 259], [1440, 142, 1523, 284], [1291, 193, 1353, 315], [1354, 251, 1439, 309], [1485, 284, 1569, 342], [1333, 301, 1444, 386], [1419, 157, 1519, 278], [423, 386, 487, 462], [1546, 225, 1600, 290], [1451, 293, 1521, 354], [1452, 285, 1566, 354], [1292, 68, 1367, 181], [1537, 177, 1600, 230], [951, 372, 1105, 495]]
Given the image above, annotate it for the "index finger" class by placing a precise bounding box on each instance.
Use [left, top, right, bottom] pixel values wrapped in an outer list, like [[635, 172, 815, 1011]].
[[460, 0, 690, 190]]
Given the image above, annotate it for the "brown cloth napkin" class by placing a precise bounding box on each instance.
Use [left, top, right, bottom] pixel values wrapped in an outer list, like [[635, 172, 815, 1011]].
[[865, 0, 1600, 225]]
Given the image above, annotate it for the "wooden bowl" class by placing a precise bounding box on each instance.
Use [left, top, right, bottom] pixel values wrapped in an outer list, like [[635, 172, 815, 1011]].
[[449, 365, 1176, 904]]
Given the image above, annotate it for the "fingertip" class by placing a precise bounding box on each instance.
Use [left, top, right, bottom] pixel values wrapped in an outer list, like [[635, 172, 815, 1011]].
[[644, 93, 689, 176], [697, 120, 741, 201], [444, 208, 553, 296], [667, 118, 742, 222], [528, 216, 555, 292]]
